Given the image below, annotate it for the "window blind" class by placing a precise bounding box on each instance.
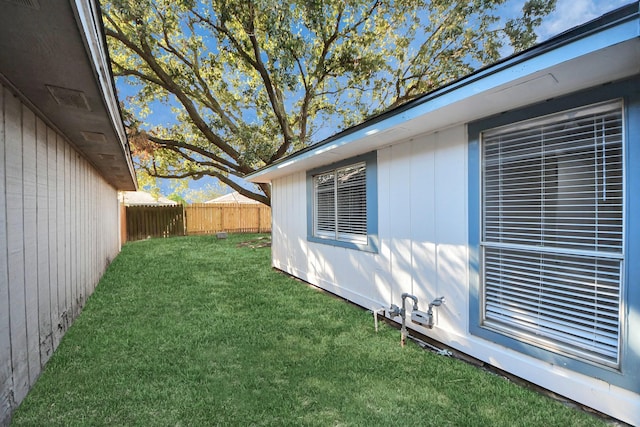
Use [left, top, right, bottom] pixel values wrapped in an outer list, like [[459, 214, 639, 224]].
[[337, 164, 367, 239], [481, 100, 623, 365], [313, 162, 367, 243], [314, 171, 336, 237]]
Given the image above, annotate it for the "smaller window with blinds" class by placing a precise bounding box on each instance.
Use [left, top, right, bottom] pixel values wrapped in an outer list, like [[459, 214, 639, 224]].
[[313, 162, 367, 244], [480, 100, 624, 367]]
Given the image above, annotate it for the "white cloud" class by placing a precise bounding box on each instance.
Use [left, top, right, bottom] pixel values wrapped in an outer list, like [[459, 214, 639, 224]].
[[537, 0, 633, 41]]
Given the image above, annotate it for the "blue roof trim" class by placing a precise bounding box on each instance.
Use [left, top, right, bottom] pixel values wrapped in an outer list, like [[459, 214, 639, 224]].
[[247, 2, 640, 181]]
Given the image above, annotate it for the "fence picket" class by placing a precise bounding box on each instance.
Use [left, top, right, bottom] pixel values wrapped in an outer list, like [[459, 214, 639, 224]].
[[185, 203, 271, 235]]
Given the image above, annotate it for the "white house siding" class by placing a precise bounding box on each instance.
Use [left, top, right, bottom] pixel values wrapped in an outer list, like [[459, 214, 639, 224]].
[[384, 127, 470, 333], [271, 171, 307, 280], [270, 124, 640, 424], [272, 126, 468, 318], [0, 84, 121, 423]]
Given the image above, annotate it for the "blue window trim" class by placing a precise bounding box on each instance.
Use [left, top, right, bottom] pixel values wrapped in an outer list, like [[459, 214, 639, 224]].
[[306, 151, 378, 253], [468, 76, 640, 393]]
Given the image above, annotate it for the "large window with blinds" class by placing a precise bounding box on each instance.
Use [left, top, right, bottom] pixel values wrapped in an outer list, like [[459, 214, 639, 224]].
[[480, 100, 624, 366], [313, 162, 367, 244]]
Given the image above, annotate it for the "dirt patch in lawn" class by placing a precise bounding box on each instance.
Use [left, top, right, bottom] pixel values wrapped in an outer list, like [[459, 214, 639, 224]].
[[236, 236, 271, 248]]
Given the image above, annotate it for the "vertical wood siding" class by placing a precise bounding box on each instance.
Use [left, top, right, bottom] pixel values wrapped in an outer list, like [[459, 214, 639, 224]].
[[5, 88, 28, 407], [271, 127, 467, 322], [0, 84, 12, 422], [0, 84, 121, 425], [270, 128, 469, 341]]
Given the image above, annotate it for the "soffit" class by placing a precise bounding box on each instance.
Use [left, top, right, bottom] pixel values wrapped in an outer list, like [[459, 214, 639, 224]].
[[0, 0, 136, 190]]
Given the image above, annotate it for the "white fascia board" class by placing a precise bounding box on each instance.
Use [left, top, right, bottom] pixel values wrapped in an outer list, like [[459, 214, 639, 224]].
[[247, 10, 639, 184], [72, 0, 136, 184]]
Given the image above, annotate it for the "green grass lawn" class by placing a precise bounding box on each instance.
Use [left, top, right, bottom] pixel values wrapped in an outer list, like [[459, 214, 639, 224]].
[[12, 234, 608, 426]]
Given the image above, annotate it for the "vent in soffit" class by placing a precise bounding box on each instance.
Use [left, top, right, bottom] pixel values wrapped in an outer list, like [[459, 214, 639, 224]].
[[3, 0, 39, 9], [46, 85, 91, 111], [97, 153, 116, 161], [81, 131, 107, 144]]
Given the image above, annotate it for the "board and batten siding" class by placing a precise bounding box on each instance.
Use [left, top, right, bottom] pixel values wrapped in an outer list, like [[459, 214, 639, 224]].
[[271, 126, 467, 315], [270, 124, 639, 423], [0, 84, 121, 424]]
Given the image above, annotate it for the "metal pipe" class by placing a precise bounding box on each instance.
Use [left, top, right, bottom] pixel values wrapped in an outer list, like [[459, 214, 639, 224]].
[[400, 293, 419, 347], [401, 293, 418, 310], [390, 293, 440, 346], [425, 296, 445, 329], [372, 307, 385, 332]]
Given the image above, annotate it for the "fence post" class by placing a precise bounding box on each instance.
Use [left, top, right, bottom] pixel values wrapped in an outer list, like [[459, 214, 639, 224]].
[[120, 203, 127, 245]]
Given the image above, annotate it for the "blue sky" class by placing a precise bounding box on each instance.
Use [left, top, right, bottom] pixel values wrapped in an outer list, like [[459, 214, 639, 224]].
[[118, 0, 633, 198], [538, 0, 631, 39]]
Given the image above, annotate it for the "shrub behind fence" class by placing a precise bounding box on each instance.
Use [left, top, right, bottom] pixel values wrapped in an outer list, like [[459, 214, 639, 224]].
[[123, 203, 271, 242]]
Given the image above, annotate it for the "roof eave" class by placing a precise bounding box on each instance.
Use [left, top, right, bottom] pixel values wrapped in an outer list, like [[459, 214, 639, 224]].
[[247, 2, 640, 184], [72, 0, 138, 190], [0, 0, 137, 191]]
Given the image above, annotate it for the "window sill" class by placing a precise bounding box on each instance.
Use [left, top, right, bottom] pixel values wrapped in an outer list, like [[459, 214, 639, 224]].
[[307, 235, 378, 253]]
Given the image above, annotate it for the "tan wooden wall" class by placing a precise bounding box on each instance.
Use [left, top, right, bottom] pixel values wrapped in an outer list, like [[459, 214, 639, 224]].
[[0, 84, 121, 424], [186, 203, 271, 235], [123, 203, 272, 242]]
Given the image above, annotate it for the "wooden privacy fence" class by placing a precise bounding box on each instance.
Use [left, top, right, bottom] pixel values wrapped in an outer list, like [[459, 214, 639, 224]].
[[186, 203, 271, 235], [122, 203, 271, 242], [125, 205, 186, 242]]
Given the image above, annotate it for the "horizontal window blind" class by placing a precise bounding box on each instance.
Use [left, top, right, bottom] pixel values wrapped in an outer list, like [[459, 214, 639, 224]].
[[313, 162, 367, 243], [314, 171, 336, 237], [484, 248, 621, 361], [481, 100, 623, 365], [337, 164, 367, 239]]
